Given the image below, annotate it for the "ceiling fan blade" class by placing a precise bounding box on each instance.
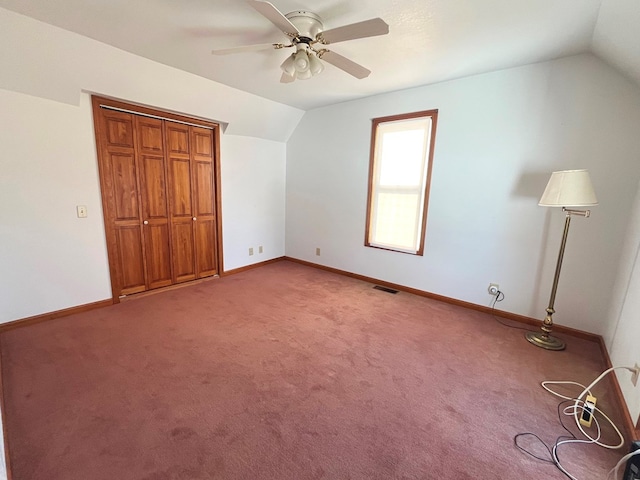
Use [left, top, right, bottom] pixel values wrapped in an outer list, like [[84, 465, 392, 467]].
[[318, 18, 389, 45], [319, 50, 371, 79], [280, 72, 295, 83], [212, 43, 282, 55], [249, 0, 300, 36]]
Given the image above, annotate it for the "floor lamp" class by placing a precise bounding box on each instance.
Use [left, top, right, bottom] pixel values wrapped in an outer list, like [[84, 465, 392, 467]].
[[526, 169, 598, 351]]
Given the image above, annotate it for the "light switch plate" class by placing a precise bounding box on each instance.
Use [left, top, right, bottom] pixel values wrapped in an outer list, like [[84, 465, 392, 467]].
[[76, 205, 88, 218]]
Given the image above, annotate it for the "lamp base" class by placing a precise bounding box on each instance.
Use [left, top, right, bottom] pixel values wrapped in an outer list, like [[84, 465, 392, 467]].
[[525, 331, 566, 351]]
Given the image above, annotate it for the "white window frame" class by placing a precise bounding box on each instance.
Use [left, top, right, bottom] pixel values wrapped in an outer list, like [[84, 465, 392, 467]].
[[365, 109, 438, 255]]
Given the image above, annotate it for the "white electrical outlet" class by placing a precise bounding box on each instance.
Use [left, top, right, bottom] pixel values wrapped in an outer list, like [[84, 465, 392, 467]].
[[488, 283, 499, 295], [632, 363, 639, 387], [259, 246, 263, 254], [249, 247, 254, 256], [316, 247, 321, 256]]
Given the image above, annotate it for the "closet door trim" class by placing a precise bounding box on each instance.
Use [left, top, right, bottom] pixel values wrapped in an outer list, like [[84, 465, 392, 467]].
[[91, 95, 224, 302], [99, 104, 215, 130]]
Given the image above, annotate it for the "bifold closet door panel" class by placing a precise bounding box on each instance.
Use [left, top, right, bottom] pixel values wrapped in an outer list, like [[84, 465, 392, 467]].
[[116, 226, 146, 293], [195, 218, 217, 277], [136, 116, 173, 290], [166, 123, 197, 283], [191, 126, 218, 278], [100, 110, 147, 295]]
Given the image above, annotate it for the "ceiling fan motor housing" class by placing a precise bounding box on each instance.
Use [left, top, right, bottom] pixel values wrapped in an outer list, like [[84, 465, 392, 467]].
[[285, 11, 323, 43]]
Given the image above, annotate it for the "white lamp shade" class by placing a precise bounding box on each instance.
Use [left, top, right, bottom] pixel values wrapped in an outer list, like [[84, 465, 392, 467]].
[[539, 169, 598, 207]]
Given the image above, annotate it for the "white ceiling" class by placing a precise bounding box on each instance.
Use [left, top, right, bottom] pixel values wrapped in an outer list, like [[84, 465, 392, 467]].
[[1, 0, 638, 111]]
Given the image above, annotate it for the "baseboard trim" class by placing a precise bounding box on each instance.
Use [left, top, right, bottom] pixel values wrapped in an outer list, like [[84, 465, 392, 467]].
[[597, 337, 639, 442], [0, 343, 13, 480], [222, 257, 285, 277], [0, 299, 114, 333]]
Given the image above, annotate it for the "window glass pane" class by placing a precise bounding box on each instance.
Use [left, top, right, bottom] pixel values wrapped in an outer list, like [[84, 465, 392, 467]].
[[373, 192, 420, 250], [379, 129, 425, 187]]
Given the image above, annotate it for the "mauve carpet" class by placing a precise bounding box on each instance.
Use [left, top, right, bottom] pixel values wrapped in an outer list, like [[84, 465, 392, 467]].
[[0, 261, 628, 479]]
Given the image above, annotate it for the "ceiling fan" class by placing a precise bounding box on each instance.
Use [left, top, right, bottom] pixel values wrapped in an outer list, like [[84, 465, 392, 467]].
[[212, 0, 389, 83]]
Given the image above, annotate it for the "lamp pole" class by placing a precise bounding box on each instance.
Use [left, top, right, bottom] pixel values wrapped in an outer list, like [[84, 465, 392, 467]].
[[526, 208, 590, 351]]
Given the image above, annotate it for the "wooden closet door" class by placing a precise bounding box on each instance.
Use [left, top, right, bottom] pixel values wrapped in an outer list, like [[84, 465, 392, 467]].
[[93, 96, 222, 300], [136, 116, 173, 290], [191, 126, 218, 278], [166, 123, 197, 283], [99, 110, 147, 295]]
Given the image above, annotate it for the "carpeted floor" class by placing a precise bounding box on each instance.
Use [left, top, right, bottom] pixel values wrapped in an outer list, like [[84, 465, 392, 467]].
[[0, 261, 629, 479]]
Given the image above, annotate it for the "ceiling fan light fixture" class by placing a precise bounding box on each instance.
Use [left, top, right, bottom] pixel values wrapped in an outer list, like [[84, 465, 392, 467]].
[[293, 48, 310, 73], [297, 68, 313, 80], [215, 4, 390, 84], [280, 54, 296, 76], [308, 52, 324, 76]]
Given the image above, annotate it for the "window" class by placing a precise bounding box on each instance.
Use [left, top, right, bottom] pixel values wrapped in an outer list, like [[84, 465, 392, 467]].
[[365, 110, 438, 255]]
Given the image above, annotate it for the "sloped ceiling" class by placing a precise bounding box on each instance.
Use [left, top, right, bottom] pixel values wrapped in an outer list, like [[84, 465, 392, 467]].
[[0, 0, 638, 110], [592, 0, 640, 85]]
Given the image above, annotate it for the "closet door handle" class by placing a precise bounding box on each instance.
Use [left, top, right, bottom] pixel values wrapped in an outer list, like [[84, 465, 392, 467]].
[[193, 217, 197, 221], [143, 220, 149, 225]]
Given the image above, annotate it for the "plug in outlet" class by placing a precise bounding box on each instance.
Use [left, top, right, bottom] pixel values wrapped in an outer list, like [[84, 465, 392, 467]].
[[488, 283, 500, 296], [631, 363, 639, 387]]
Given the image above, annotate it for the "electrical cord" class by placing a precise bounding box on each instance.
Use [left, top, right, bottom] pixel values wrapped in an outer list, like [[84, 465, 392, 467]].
[[553, 401, 604, 480], [541, 381, 593, 400], [514, 431, 555, 463], [543, 368, 631, 450], [608, 449, 640, 480], [515, 366, 638, 480], [514, 399, 604, 480], [490, 290, 536, 331]]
